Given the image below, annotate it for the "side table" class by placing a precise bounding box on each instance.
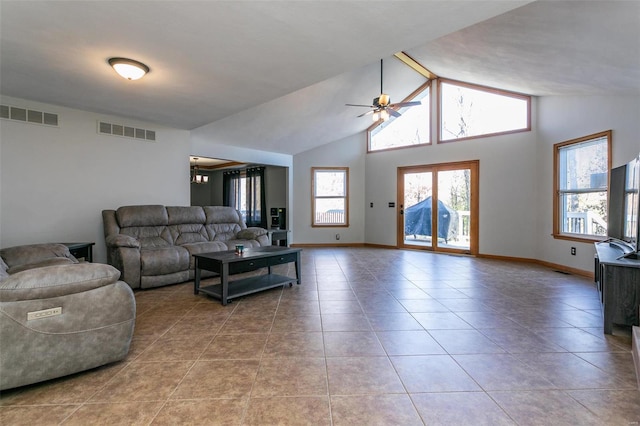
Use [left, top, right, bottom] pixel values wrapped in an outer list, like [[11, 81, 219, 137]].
[[62, 242, 95, 262], [269, 229, 290, 247]]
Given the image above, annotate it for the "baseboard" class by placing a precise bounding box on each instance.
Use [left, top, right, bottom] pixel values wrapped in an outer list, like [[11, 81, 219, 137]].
[[633, 326, 640, 389], [534, 259, 593, 278], [476, 253, 538, 264], [363, 243, 397, 250], [477, 253, 593, 278], [290, 242, 366, 248], [287, 244, 593, 278]]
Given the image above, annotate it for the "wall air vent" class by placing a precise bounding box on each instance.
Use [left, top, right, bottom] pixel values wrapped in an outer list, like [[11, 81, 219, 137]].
[[98, 120, 156, 142], [0, 104, 59, 127]]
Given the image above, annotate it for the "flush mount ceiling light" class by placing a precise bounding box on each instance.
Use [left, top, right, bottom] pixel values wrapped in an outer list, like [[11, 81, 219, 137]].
[[108, 57, 149, 81]]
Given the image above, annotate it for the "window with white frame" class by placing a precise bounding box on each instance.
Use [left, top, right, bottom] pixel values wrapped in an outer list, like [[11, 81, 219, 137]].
[[554, 130, 611, 240], [312, 167, 349, 227]]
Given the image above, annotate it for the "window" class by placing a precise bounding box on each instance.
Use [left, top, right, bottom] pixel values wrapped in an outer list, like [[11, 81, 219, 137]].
[[553, 130, 611, 241], [368, 82, 431, 152], [439, 79, 530, 142], [312, 167, 349, 227], [223, 167, 266, 228]]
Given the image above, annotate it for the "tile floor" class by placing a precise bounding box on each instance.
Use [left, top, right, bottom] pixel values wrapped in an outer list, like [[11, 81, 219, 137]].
[[1, 247, 639, 425]]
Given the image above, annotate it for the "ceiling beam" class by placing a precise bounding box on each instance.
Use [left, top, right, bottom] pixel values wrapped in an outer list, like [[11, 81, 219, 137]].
[[394, 52, 438, 80]]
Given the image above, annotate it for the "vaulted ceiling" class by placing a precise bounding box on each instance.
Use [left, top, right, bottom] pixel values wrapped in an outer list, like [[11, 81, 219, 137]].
[[1, 1, 638, 156]]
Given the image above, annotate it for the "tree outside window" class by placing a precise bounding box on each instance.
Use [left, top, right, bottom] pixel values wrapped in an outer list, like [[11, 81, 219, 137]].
[[439, 79, 530, 142]]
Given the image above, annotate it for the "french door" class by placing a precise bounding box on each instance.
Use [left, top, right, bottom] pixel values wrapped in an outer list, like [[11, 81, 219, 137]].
[[397, 160, 479, 254]]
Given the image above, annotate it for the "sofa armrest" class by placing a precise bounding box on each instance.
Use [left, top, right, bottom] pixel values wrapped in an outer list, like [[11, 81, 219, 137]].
[[0, 263, 121, 302], [236, 227, 269, 240], [0, 243, 78, 271], [105, 234, 141, 249]]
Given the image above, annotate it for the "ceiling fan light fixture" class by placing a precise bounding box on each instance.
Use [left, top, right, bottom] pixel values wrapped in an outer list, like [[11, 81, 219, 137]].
[[108, 57, 149, 81], [380, 109, 390, 122]]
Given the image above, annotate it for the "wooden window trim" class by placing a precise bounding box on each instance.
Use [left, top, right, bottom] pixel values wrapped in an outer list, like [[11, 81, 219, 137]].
[[311, 167, 350, 228], [396, 160, 479, 255], [552, 130, 612, 242], [366, 81, 432, 153], [437, 78, 531, 144]]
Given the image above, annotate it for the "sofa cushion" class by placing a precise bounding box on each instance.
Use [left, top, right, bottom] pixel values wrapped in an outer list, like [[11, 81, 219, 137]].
[[237, 227, 269, 239], [0, 263, 121, 302], [140, 246, 189, 276], [181, 241, 230, 269], [116, 205, 168, 227], [167, 206, 206, 225], [0, 243, 77, 269], [206, 223, 243, 242], [121, 226, 172, 249], [203, 206, 243, 225], [169, 223, 209, 245]]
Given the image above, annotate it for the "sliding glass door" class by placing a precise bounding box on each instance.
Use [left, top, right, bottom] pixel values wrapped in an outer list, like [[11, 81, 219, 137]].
[[398, 161, 478, 254]]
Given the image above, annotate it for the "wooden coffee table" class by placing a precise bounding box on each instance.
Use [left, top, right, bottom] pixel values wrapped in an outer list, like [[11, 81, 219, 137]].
[[193, 246, 301, 305]]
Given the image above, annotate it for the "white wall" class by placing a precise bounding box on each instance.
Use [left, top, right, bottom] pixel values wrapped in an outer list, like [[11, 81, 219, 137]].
[[190, 129, 294, 239], [3, 93, 637, 274], [0, 96, 190, 263], [363, 125, 539, 257], [292, 93, 639, 274], [536, 94, 640, 272], [293, 133, 366, 244]]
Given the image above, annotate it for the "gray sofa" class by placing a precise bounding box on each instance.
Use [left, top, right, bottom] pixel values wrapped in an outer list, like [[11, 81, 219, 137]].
[[102, 205, 271, 289], [0, 243, 135, 391]]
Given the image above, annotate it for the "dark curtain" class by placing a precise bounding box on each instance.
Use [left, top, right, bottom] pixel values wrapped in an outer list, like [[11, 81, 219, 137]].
[[246, 166, 267, 228], [223, 170, 241, 211]]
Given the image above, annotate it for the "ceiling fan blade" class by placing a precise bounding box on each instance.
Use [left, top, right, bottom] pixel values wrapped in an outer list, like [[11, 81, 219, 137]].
[[386, 108, 401, 118], [346, 103, 375, 108], [389, 101, 422, 108], [357, 110, 376, 118]]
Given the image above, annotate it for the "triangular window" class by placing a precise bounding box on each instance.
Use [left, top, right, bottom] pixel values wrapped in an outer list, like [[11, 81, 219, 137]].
[[368, 82, 431, 152]]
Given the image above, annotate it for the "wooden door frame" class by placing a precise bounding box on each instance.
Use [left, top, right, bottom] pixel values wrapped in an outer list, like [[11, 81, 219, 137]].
[[397, 160, 479, 255]]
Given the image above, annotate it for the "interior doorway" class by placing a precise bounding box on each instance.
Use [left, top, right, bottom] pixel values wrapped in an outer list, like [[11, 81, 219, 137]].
[[397, 160, 479, 254]]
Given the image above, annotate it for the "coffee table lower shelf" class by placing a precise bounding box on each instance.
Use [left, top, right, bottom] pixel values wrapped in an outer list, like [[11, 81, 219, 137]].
[[197, 274, 296, 303]]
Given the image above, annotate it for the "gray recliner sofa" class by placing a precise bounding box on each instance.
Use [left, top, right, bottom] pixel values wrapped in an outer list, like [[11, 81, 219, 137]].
[[0, 243, 135, 391], [102, 205, 271, 289]]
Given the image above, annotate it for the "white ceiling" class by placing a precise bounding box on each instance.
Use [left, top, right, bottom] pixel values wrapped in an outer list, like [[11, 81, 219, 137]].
[[1, 1, 638, 156]]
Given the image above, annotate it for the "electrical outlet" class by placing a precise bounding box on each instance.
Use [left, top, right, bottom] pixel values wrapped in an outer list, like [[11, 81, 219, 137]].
[[336, 233, 340, 240], [571, 247, 576, 255]]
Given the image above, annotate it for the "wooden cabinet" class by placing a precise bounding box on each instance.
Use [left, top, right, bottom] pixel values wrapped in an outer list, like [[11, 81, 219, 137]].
[[594, 242, 640, 334]]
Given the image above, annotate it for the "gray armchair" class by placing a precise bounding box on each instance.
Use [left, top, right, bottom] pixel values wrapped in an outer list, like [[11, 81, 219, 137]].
[[0, 243, 135, 390]]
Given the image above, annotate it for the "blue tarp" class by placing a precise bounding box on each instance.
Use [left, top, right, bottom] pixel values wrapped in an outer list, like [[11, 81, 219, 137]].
[[404, 197, 457, 242]]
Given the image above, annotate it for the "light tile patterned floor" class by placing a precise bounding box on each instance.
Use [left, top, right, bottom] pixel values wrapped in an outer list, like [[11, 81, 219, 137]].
[[1, 247, 639, 425]]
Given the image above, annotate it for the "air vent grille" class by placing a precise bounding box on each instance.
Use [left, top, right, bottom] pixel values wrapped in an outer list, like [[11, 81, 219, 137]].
[[0, 104, 59, 127], [98, 121, 156, 141]]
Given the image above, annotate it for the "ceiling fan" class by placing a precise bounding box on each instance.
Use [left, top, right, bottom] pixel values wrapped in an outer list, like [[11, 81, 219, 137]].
[[346, 59, 422, 121]]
